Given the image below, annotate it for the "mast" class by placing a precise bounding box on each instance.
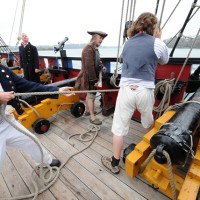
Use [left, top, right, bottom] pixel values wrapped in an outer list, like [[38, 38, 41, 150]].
[[169, 0, 198, 57]]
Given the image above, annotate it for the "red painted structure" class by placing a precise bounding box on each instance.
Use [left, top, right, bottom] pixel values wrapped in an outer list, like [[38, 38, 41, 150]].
[[1, 52, 200, 122]]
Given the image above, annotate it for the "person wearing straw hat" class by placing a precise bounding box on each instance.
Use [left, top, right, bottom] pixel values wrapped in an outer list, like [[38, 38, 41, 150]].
[[75, 31, 108, 125]]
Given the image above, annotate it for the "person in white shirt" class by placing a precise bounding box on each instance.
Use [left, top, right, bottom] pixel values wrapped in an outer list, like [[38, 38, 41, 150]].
[[101, 12, 169, 174]]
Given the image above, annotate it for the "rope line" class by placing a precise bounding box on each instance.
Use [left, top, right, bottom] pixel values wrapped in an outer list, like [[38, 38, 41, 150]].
[[0, 88, 110, 199], [166, 7, 199, 46], [109, 0, 125, 88], [19, 99, 41, 117], [9, 0, 19, 46], [165, 100, 200, 113], [139, 149, 177, 200], [161, 0, 182, 30], [172, 27, 200, 93], [17, 0, 26, 44], [0, 108, 102, 200], [14, 89, 119, 97], [138, 149, 156, 174], [157, 0, 166, 28], [153, 28, 200, 118], [163, 150, 177, 200]]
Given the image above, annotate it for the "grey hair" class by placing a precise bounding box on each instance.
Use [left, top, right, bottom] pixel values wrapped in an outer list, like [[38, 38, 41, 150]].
[[90, 34, 98, 42]]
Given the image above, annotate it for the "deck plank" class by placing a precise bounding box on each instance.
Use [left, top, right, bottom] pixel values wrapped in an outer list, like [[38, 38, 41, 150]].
[[21, 151, 83, 200], [56, 111, 140, 147], [47, 111, 169, 200], [0, 173, 11, 198], [1, 151, 30, 198], [0, 106, 170, 200], [7, 148, 59, 200], [38, 132, 126, 200]]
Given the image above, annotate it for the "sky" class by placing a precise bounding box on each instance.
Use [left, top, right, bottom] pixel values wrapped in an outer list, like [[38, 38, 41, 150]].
[[1, 0, 200, 47]]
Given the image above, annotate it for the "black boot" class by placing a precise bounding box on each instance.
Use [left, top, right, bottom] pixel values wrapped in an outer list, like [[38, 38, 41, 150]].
[[50, 159, 61, 167]]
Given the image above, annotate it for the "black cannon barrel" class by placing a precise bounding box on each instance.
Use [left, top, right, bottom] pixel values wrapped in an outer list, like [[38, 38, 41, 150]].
[[150, 87, 200, 165]]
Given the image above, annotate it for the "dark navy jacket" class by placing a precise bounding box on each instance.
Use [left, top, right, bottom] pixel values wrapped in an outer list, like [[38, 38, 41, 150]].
[[19, 42, 40, 83], [0, 64, 58, 115]]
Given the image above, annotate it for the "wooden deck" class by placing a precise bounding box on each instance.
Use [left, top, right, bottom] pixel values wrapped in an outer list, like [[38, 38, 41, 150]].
[[0, 102, 170, 200]]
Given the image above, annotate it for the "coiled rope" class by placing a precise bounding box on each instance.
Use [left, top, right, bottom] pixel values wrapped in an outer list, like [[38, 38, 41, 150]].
[[153, 78, 174, 118], [0, 89, 117, 200], [154, 27, 200, 118], [0, 114, 100, 200], [0, 108, 54, 200]]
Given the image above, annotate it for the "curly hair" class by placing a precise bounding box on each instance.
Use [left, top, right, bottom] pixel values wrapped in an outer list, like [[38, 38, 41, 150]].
[[127, 12, 158, 38]]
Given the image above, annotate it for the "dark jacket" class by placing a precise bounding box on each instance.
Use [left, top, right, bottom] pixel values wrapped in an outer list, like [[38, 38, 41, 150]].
[[0, 64, 58, 115], [19, 42, 40, 83]]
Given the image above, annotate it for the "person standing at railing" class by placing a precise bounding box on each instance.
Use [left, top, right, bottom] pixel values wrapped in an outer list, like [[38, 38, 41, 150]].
[[101, 12, 169, 174], [19, 33, 40, 83], [75, 31, 107, 125]]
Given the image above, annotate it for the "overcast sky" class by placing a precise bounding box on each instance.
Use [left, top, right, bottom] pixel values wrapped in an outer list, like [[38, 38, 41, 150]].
[[1, 0, 200, 46]]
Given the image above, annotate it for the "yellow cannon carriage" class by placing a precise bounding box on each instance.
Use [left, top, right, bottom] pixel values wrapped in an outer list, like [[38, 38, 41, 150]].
[[124, 87, 200, 200], [11, 78, 85, 134]]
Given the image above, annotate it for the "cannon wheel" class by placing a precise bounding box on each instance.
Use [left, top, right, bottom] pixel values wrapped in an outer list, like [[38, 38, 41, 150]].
[[123, 143, 136, 163], [32, 118, 50, 134], [71, 102, 85, 118]]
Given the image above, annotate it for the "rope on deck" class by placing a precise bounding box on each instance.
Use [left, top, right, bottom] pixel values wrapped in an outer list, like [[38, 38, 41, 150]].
[[0, 111, 102, 200], [0, 89, 115, 200]]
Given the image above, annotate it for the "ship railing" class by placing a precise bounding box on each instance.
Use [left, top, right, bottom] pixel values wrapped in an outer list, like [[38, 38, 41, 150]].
[[0, 36, 20, 64]]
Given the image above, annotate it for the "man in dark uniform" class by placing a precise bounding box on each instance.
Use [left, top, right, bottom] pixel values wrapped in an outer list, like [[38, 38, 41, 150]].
[[0, 63, 72, 171], [19, 33, 40, 83]]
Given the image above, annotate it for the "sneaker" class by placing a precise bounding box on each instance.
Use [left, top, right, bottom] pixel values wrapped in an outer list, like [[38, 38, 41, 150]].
[[85, 111, 97, 116], [101, 156, 120, 174], [90, 118, 102, 125]]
